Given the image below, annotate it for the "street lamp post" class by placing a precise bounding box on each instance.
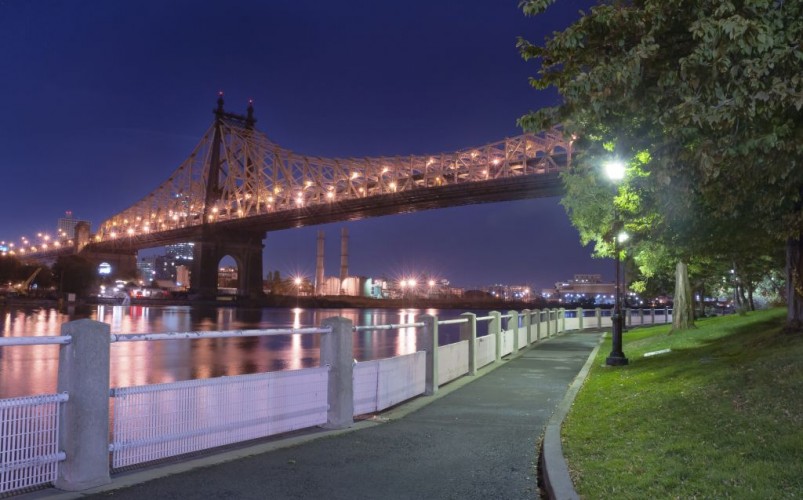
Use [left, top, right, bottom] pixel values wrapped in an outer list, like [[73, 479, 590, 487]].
[[293, 276, 302, 308], [604, 160, 629, 367]]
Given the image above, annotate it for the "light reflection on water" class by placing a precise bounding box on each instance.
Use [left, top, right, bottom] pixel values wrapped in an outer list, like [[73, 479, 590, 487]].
[[0, 304, 483, 399]]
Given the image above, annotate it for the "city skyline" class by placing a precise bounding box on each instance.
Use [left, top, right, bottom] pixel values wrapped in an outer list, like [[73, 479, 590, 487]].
[[0, 0, 606, 290]]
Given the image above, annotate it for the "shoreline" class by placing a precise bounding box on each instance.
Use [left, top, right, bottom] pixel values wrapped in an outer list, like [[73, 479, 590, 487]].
[[1, 294, 552, 312]]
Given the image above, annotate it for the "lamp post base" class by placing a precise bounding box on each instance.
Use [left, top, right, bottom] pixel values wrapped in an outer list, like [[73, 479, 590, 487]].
[[605, 354, 629, 366]]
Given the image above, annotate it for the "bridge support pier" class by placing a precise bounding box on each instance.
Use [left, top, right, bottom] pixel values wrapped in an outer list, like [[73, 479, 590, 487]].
[[190, 229, 265, 299]]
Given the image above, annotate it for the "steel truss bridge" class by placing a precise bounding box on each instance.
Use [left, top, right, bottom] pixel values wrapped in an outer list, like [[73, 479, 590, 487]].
[[7, 96, 572, 297]]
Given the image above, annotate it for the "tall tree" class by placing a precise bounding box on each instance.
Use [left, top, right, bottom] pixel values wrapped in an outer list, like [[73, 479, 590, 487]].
[[519, 0, 802, 331]]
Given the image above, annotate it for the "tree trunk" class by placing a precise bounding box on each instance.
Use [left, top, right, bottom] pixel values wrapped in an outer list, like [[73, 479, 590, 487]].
[[672, 260, 695, 331], [785, 238, 803, 333], [747, 284, 755, 311]]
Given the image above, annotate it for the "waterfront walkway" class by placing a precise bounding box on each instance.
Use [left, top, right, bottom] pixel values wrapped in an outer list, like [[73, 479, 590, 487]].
[[30, 331, 601, 500]]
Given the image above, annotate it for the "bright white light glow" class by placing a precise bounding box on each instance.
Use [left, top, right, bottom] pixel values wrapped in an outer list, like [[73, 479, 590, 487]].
[[604, 159, 626, 181]]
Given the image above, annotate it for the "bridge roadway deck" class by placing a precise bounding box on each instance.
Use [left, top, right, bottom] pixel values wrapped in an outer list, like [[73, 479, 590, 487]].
[[31, 331, 601, 500]]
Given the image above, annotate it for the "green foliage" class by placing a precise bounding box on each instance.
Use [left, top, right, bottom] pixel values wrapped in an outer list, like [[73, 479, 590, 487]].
[[0, 257, 19, 285], [52, 255, 97, 297], [521, 0, 802, 233], [519, 0, 801, 318]]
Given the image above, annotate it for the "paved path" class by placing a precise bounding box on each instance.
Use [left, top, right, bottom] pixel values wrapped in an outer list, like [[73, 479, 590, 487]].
[[37, 332, 601, 500]]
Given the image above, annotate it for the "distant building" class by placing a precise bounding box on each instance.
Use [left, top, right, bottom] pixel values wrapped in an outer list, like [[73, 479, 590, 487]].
[[153, 243, 195, 283], [543, 274, 616, 304], [484, 284, 532, 301], [57, 211, 89, 241], [137, 257, 156, 284], [175, 265, 190, 289], [166, 243, 194, 261], [154, 255, 178, 282], [218, 266, 238, 288]]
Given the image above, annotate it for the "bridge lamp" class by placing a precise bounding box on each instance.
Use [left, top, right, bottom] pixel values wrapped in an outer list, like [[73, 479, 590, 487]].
[[604, 158, 629, 367]]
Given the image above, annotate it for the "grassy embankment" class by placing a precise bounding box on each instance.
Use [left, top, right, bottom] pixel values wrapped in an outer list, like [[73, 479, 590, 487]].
[[563, 308, 802, 498]]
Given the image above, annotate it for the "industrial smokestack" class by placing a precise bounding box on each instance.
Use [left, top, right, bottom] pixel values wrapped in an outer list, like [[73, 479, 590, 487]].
[[340, 227, 349, 288], [315, 230, 325, 295]]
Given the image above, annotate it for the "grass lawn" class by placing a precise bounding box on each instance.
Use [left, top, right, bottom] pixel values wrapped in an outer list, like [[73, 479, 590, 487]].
[[563, 308, 802, 499]]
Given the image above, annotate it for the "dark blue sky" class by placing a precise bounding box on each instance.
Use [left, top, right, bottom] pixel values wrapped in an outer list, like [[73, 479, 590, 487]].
[[0, 0, 608, 291]]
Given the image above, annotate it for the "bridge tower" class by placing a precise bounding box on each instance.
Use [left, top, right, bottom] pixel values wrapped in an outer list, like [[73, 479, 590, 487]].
[[189, 95, 265, 299]]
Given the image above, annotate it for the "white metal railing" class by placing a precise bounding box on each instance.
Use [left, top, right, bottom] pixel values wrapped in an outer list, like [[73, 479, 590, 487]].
[[0, 393, 68, 496], [352, 352, 426, 414], [109, 369, 328, 468], [0, 306, 674, 493], [438, 341, 469, 384], [111, 327, 331, 343], [0, 336, 71, 347], [476, 335, 496, 368], [353, 322, 424, 332]]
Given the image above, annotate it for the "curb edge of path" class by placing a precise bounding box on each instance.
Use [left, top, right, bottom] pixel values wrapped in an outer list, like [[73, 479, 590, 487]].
[[540, 333, 604, 500]]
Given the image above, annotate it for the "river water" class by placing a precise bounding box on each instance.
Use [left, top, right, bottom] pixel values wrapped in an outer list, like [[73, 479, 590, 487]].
[[0, 303, 489, 399]]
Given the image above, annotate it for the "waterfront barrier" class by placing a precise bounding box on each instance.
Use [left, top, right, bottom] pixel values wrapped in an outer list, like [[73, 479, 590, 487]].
[[0, 306, 672, 496]]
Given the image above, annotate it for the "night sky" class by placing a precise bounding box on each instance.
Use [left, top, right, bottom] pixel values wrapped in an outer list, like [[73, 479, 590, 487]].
[[0, 0, 608, 291]]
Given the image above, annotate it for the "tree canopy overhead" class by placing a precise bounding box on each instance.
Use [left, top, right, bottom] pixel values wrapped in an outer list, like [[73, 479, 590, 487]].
[[518, 0, 803, 330]]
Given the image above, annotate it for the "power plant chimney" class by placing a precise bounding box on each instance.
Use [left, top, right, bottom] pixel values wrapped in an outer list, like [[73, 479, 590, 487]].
[[315, 230, 325, 295], [340, 227, 349, 291]]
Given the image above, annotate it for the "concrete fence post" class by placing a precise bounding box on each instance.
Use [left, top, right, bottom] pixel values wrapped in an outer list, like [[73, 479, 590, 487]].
[[507, 310, 519, 352], [559, 308, 566, 333], [459, 312, 477, 375], [625, 308, 631, 327], [522, 309, 532, 344], [490, 311, 502, 361], [595, 307, 602, 328], [321, 316, 354, 429], [639, 308, 645, 326], [417, 314, 438, 396], [576, 307, 584, 330], [55, 319, 111, 492], [552, 309, 559, 336], [664, 307, 669, 324], [532, 309, 541, 341], [651, 308, 656, 324], [545, 310, 552, 337]]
